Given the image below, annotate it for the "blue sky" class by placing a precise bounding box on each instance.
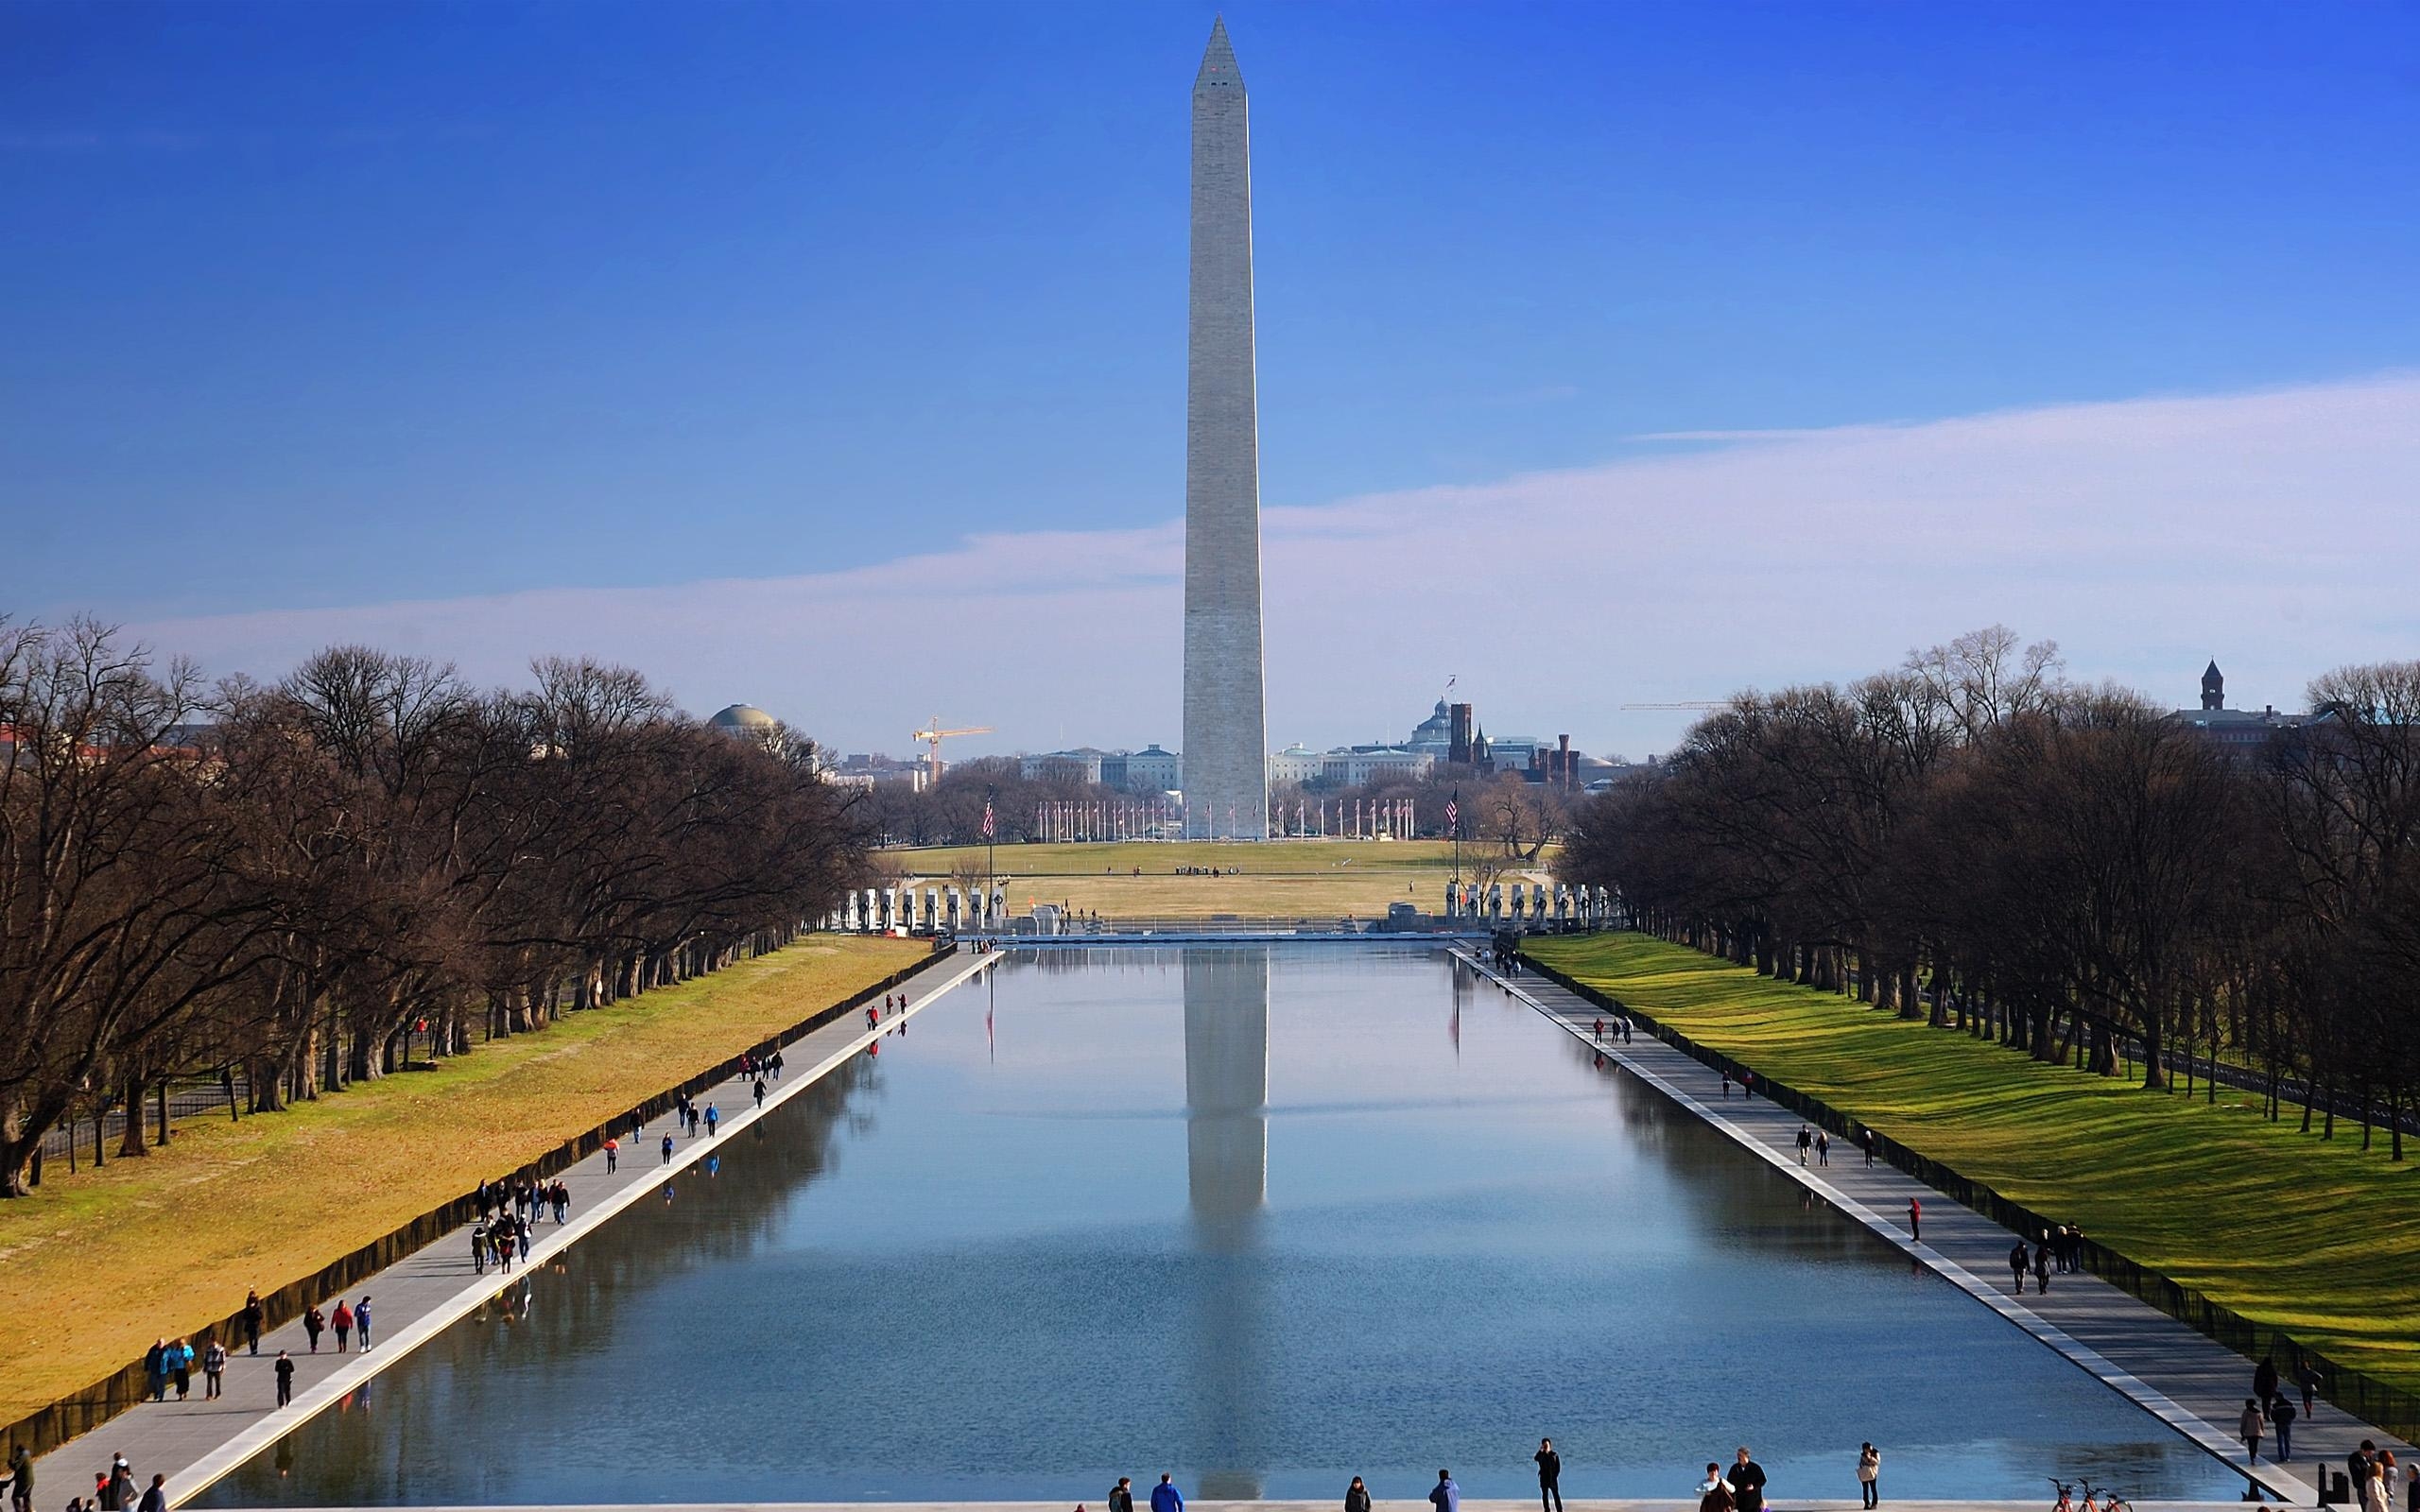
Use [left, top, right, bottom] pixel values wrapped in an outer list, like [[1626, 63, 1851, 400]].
[[4, 1, 2417, 752]]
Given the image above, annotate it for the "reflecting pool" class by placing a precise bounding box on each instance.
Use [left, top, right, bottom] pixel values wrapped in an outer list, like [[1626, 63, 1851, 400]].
[[199, 945, 2238, 1504]]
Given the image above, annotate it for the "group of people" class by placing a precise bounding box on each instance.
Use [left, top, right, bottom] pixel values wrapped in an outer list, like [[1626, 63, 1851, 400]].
[[2233, 1354, 2330, 1464], [1697, 1447, 1772, 1512], [1, 1450, 166, 1512], [136, 1338, 224, 1403], [297, 1296, 372, 1353], [2345, 1438, 2415, 1512], [1589, 1015, 1635, 1045]]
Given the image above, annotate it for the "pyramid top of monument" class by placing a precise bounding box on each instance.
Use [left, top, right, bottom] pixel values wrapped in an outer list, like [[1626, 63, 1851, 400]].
[[1195, 16, 1245, 94]]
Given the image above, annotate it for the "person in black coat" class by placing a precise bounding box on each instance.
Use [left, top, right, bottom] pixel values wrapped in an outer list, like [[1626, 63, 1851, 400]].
[[1534, 1439, 1564, 1512], [1728, 1448, 1768, 1512]]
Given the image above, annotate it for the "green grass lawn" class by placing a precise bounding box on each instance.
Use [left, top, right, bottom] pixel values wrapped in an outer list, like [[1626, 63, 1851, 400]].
[[0, 936, 920, 1426], [1526, 932, 2420, 1393]]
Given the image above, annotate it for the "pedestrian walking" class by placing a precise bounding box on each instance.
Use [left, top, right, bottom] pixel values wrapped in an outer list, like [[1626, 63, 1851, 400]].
[[274, 1351, 295, 1407], [2239, 1400, 2264, 1464], [2033, 1238, 2051, 1293], [9, 1441, 33, 1512], [143, 1340, 166, 1402], [517, 1215, 530, 1261], [1816, 1130, 1830, 1166], [753, 1076, 767, 1110], [105, 1459, 131, 1512], [1345, 1478, 1372, 1512], [1109, 1478, 1133, 1512], [1908, 1198, 1921, 1242], [302, 1305, 324, 1353], [1534, 1438, 1564, 1512], [1429, 1470, 1460, 1512], [1592, 1018, 1604, 1041], [2272, 1393, 2297, 1461], [1858, 1444, 1879, 1508], [1796, 1125, 1812, 1165], [2302, 1362, 2325, 1419], [1698, 1465, 1734, 1512], [662, 1132, 675, 1165], [242, 1290, 264, 1355], [170, 1339, 193, 1400], [330, 1300, 353, 1353], [769, 1051, 784, 1081], [1728, 1447, 1768, 1512], [1150, 1475, 1184, 1512], [2009, 1243, 2029, 1293], [473, 1218, 489, 1273], [136, 1478, 164, 1512], [1862, 1127, 1877, 1167], [354, 1297, 372, 1351], [1721, 1071, 1732, 1097], [604, 1137, 619, 1174], [704, 1104, 719, 1137], [201, 1339, 226, 1400]]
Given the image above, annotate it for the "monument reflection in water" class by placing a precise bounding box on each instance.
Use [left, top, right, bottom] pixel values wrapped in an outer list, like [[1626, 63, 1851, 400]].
[[196, 944, 2243, 1506], [1184, 947, 1270, 1499]]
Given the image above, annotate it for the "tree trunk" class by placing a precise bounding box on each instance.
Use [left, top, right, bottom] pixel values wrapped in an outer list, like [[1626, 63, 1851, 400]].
[[119, 1074, 150, 1158]]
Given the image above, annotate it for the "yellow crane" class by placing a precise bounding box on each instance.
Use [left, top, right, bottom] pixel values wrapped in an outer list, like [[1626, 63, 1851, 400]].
[[911, 716, 993, 788]]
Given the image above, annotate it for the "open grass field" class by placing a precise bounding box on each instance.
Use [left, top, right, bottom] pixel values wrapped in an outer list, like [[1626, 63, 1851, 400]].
[[1526, 932, 2420, 1392], [0, 935, 920, 1426], [885, 838, 1544, 919]]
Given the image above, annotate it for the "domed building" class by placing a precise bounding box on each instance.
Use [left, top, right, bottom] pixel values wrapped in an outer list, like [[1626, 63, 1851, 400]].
[[709, 703, 780, 740]]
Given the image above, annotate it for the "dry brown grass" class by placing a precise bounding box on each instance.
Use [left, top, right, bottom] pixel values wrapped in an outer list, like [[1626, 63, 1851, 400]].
[[0, 936, 919, 1423], [888, 838, 1545, 919]]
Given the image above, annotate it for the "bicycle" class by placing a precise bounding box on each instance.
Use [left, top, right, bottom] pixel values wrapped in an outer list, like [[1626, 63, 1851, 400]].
[[2079, 1479, 2132, 1512], [2048, 1478, 2075, 1512]]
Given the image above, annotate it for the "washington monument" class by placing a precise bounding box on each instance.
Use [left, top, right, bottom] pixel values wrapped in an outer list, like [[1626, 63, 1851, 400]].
[[1182, 17, 1270, 840]]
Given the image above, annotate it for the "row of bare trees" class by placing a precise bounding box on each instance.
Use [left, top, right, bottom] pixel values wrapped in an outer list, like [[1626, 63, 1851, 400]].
[[1560, 627, 2420, 1156], [0, 619, 872, 1196]]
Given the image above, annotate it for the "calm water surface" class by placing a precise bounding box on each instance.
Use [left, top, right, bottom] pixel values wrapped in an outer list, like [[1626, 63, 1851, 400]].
[[200, 946, 2237, 1503]]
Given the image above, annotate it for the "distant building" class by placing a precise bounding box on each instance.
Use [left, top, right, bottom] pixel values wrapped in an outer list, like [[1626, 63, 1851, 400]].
[[2169, 661, 2328, 756], [832, 750, 926, 789], [1021, 747, 1113, 784], [1267, 743, 1322, 785], [708, 703, 779, 738], [1320, 747, 1435, 785], [1406, 698, 1455, 758], [1447, 702, 1477, 765], [1113, 744, 1183, 793]]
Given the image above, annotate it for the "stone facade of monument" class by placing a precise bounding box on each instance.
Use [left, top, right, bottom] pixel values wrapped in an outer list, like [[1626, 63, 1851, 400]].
[[1182, 17, 1270, 840]]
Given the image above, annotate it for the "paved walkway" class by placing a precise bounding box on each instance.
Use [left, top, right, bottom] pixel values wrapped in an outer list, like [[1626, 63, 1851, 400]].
[[1460, 950, 2412, 1505], [29, 947, 1003, 1509]]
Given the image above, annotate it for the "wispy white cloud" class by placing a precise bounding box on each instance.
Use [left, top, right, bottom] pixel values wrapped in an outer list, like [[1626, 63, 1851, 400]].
[[128, 372, 2420, 762]]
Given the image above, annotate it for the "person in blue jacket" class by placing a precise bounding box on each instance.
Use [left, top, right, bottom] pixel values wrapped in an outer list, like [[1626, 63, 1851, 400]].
[[1150, 1476, 1184, 1512], [1430, 1470, 1461, 1512]]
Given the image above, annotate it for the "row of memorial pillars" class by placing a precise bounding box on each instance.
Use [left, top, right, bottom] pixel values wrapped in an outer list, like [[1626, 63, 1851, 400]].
[[827, 881, 1012, 934], [1442, 879, 1616, 924]]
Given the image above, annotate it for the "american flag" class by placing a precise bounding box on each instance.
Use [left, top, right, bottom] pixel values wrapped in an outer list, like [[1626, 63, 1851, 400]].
[[1444, 789, 1459, 833], [981, 799, 995, 839]]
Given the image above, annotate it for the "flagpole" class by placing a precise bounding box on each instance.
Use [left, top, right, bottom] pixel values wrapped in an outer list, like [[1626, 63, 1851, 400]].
[[985, 783, 996, 930]]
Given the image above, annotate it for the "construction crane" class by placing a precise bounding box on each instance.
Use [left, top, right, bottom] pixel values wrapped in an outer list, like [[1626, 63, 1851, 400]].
[[1620, 701, 1724, 711], [910, 716, 992, 788]]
